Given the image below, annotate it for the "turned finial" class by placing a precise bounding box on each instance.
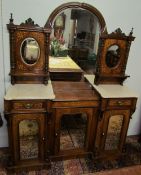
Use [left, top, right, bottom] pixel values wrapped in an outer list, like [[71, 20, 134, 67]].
[[10, 13, 14, 24], [129, 27, 134, 36]]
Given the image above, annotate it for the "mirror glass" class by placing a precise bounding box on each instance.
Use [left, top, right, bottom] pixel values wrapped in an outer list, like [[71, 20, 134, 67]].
[[104, 115, 123, 150], [19, 119, 39, 160], [50, 8, 101, 73], [60, 113, 87, 150], [20, 37, 40, 65], [106, 45, 120, 68]]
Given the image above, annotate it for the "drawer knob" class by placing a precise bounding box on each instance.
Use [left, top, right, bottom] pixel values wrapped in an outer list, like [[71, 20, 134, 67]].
[[117, 101, 123, 105], [102, 132, 105, 136], [24, 103, 33, 109]]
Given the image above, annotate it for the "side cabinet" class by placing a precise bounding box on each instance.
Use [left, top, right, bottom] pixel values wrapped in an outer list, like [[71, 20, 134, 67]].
[[94, 98, 137, 159], [4, 100, 50, 172]]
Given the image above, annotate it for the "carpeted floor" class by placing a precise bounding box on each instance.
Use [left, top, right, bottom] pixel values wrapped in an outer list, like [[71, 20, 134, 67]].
[[0, 137, 141, 175]]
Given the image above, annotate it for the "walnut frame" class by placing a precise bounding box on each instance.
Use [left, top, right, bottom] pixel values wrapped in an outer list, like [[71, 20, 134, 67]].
[[94, 28, 135, 85], [7, 15, 51, 85]]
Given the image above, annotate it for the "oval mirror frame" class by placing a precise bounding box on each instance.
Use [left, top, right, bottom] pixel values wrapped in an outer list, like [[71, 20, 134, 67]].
[[20, 37, 40, 65], [45, 2, 107, 34]]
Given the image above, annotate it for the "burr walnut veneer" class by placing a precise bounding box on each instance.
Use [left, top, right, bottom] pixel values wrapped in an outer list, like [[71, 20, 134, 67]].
[[4, 78, 137, 172], [4, 3, 138, 173]]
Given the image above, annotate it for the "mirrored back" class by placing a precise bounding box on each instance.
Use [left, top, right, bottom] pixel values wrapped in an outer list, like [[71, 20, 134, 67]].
[[45, 2, 107, 73]]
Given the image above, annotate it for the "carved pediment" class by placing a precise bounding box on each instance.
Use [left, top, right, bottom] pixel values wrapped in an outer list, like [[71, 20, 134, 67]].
[[111, 28, 126, 37], [100, 28, 134, 40], [20, 18, 39, 27]]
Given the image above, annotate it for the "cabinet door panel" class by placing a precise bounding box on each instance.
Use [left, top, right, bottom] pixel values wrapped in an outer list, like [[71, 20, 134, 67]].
[[54, 108, 94, 155], [12, 113, 45, 163], [19, 119, 39, 160], [104, 114, 123, 150], [101, 110, 130, 152]]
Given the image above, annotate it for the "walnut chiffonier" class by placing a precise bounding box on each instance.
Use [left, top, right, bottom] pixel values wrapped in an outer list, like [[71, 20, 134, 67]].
[[4, 2, 138, 173]]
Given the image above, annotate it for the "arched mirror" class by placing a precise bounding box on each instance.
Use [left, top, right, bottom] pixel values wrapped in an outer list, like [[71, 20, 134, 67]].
[[105, 44, 120, 68], [20, 37, 40, 65], [45, 2, 107, 74]]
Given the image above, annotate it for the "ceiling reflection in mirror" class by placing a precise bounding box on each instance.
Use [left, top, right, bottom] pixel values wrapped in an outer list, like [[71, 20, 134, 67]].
[[20, 38, 40, 65], [105, 45, 120, 68], [50, 8, 101, 73]]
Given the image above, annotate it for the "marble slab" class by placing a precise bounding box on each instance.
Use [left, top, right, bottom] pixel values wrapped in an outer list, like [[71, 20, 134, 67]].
[[4, 80, 55, 100], [85, 74, 138, 98]]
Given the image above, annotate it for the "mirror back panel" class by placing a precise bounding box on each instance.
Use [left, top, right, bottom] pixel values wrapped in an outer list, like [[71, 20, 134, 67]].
[[95, 28, 135, 85], [7, 16, 51, 84]]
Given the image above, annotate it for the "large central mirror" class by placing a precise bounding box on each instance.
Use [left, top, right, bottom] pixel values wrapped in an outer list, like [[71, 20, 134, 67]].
[[45, 2, 107, 74]]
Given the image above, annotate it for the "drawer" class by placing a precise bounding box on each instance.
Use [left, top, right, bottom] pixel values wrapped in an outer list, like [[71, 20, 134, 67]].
[[52, 100, 99, 108], [12, 100, 46, 111], [108, 99, 132, 107]]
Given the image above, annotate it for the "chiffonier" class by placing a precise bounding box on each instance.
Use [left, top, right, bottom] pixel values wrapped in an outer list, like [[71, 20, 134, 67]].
[[4, 2, 138, 173], [4, 76, 138, 172]]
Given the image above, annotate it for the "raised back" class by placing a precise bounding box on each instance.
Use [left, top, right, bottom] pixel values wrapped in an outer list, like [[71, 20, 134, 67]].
[[94, 28, 135, 85], [7, 14, 51, 85]]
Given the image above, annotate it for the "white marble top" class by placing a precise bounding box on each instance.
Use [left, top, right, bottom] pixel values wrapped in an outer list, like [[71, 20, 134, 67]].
[[85, 74, 138, 98], [4, 80, 55, 100]]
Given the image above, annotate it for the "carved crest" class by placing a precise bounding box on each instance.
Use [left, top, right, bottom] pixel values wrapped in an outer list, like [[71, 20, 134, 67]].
[[101, 28, 134, 40], [110, 28, 126, 37], [20, 18, 39, 27]]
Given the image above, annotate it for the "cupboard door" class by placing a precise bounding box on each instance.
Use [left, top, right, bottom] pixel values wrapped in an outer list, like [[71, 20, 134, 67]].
[[54, 108, 94, 156], [12, 113, 45, 163], [100, 110, 130, 154]]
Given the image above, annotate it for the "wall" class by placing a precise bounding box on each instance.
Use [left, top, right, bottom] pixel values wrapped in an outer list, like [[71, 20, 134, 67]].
[[0, 0, 141, 147]]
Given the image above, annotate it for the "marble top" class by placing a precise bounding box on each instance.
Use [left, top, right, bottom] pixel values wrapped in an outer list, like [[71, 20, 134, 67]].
[[4, 80, 55, 100], [85, 74, 138, 98]]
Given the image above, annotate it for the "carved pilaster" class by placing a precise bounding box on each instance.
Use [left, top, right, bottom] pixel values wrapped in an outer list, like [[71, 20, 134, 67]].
[[44, 31, 50, 73]]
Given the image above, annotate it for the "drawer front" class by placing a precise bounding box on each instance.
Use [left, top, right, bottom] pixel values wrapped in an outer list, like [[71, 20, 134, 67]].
[[12, 101, 45, 111], [108, 99, 132, 107], [52, 100, 99, 108]]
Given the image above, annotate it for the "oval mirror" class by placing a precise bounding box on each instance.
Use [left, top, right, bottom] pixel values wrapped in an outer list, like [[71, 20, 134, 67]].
[[20, 37, 40, 65], [105, 45, 120, 68]]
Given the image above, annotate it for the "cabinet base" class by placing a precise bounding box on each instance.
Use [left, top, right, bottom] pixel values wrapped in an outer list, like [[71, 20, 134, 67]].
[[6, 160, 50, 173]]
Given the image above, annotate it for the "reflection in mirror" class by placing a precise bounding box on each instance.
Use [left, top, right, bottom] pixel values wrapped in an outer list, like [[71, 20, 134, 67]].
[[60, 113, 87, 150], [19, 119, 39, 160], [21, 38, 40, 65], [105, 115, 123, 150], [50, 8, 101, 73], [106, 45, 120, 68]]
